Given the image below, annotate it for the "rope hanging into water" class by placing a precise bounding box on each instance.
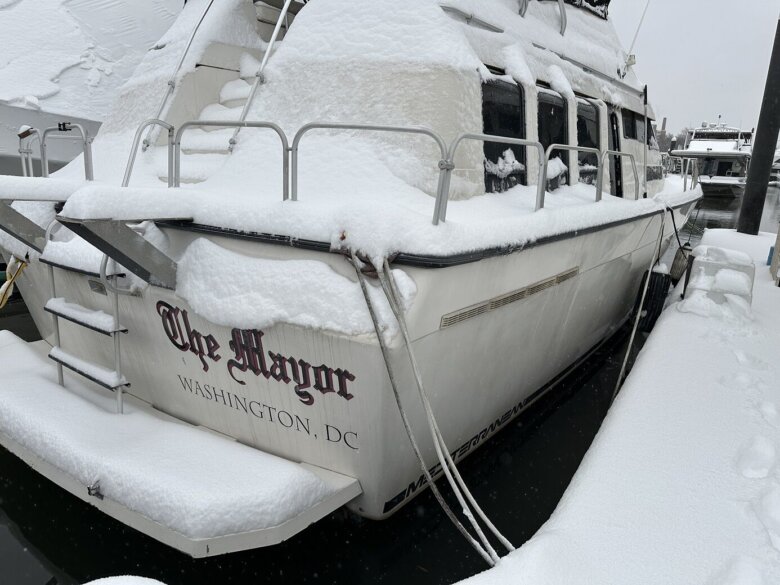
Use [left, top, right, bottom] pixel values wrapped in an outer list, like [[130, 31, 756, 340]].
[[351, 253, 513, 566], [612, 212, 667, 402], [377, 259, 515, 556]]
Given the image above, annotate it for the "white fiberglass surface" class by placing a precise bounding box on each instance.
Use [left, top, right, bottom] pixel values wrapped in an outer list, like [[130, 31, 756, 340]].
[[0, 330, 332, 539]]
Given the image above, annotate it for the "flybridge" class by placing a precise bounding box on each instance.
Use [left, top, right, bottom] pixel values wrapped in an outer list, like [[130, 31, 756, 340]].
[[538, 0, 610, 19]]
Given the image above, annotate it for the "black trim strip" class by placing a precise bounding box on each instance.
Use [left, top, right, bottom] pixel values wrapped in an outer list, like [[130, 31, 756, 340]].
[[157, 199, 696, 269]]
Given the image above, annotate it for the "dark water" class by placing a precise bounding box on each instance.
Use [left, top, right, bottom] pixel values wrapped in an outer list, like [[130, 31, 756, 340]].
[[0, 187, 778, 585]]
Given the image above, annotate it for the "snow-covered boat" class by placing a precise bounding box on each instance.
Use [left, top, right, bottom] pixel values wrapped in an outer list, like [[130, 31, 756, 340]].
[[0, 0, 699, 557], [671, 122, 753, 198]]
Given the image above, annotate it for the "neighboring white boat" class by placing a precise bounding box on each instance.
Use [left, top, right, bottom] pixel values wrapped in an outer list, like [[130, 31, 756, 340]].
[[0, 0, 699, 558], [671, 122, 753, 198]]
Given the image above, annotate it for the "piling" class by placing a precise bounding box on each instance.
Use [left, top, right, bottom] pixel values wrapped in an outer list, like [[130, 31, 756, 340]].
[[737, 15, 780, 235]]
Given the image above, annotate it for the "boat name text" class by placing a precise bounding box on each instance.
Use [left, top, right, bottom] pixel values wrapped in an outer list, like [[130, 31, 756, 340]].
[[156, 301, 356, 406]]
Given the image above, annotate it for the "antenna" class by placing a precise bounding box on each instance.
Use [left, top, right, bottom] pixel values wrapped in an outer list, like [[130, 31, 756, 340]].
[[624, 0, 652, 74]]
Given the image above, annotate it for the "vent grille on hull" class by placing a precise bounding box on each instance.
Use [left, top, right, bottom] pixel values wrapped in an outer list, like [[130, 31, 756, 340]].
[[440, 267, 580, 329]]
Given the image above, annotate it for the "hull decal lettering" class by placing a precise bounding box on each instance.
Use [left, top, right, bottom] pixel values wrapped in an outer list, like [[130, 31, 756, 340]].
[[157, 301, 356, 406]]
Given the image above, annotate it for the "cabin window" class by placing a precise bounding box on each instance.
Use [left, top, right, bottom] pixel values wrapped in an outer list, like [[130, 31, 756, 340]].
[[647, 121, 659, 150], [482, 79, 526, 192], [622, 109, 656, 146], [577, 100, 599, 183], [622, 109, 638, 140], [538, 90, 568, 187]]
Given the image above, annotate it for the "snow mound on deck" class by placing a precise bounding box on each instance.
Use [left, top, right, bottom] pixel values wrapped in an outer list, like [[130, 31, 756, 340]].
[[176, 238, 416, 337], [0, 330, 331, 539], [59, 180, 699, 262]]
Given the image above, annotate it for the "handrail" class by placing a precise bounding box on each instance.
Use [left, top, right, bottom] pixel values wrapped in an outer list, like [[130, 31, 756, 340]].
[[44, 219, 64, 386], [291, 122, 448, 223], [174, 120, 289, 197], [539, 143, 602, 210], [597, 150, 640, 200], [229, 0, 296, 152], [124, 119, 175, 188], [41, 123, 93, 181], [442, 134, 545, 222], [18, 127, 43, 177], [142, 0, 216, 152]]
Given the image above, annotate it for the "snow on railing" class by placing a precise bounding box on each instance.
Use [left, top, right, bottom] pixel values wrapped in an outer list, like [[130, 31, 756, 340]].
[[136, 118, 652, 226]]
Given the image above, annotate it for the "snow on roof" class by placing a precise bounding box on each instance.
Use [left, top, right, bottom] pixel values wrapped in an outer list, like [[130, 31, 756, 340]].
[[0, 0, 182, 120], [270, 0, 482, 71]]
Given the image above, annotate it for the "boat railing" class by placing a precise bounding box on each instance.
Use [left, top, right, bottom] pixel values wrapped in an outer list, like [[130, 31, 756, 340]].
[[124, 119, 175, 188], [597, 150, 640, 200], [174, 120, 289, 196], [291, 122, 449, 223], [41, 123, 94, 181], [135, 117, 656, 225], [230, 0, 296, 152], [17, 127, 43, 178], [541, 144, 601, 209], [142, 0, 216, 152], [442, 134, 545, 222]]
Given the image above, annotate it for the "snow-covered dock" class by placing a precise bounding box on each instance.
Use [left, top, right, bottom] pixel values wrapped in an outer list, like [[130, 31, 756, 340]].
[[0, 331, 361, 557], [459, 228, 780, 584]]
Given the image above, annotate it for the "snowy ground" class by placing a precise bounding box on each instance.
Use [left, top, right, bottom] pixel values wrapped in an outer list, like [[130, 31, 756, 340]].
[[458, 228, 780, 585]]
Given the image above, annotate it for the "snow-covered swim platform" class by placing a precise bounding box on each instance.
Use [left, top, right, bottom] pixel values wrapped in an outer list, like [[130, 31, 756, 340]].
[[0, 331, 361, 557], [457, 228, 780, 585]]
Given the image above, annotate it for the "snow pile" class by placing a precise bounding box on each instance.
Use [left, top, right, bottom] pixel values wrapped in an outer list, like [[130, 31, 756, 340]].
[[0, 0, 181, 119], [458, 228, 780, 585], [56, 179, 698, 262], [545, 157, 568, 179], [484, 149, 526, 179], [176, 238, 416, 337], [0, 330, 332, 538]]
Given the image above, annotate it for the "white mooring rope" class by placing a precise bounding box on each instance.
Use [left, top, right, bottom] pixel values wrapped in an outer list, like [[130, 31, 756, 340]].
[[352, 253, 514, 566]]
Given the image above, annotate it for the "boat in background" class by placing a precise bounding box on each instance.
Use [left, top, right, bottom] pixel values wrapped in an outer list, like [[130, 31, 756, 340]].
[[0, 0, 699, 558], [672, 121, 752, 197]]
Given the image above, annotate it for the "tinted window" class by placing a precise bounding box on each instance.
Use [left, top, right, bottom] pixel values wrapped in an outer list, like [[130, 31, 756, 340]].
[[622, 110, 637, 140], [538, 91, 568, 180], [482, 80, 526, 193], [577, 101, 599, 179]]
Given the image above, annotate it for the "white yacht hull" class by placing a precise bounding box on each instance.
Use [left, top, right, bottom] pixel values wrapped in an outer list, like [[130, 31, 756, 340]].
[[13, 203, 692, 520]]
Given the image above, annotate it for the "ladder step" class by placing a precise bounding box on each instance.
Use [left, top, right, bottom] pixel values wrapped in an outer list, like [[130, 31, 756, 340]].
[[157, 152, 227, 183], [180, 128, 234, 154], [49, 347, 128, 390], [219, 78, 252, 106], [198, 103, 244, 128], [44, 298, 127, 336]]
